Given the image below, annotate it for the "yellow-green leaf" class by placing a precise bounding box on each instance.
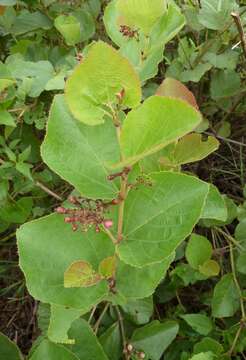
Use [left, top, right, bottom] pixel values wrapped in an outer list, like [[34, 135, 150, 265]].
[[199, 260, 220, 277], [99, 256, 116, 279], [64, 260, 101, 288]]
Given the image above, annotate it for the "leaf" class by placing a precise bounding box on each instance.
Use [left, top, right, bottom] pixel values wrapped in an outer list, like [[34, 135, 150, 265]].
[[29, 339, 79, 360], [198, 0, 238, 30], [68, 318, 109, 360], [11, 10, 52, 35], [181, 314, 213, 335], [150, 4, 186, 49], [0, 332, 23, 360], [119, 96, 202, 167], [189, 352, 215, 360], [156, 77, 198, 110], [212, 273, 240, 318], [185, 234, 212, 270], [200, 184, 227, 222], [99, 323, 121, 360], [72, 9, 95, 42], [99, 256, 116, 279], [181, 63, 212, 83], [116, 253, 174, 298], [164, 134, 219, 166], [65, 41, 141, 125], [41, 95, 120, 200], [0, 197, 33, 223], [117, 172, 209, 267], [204, 50, 239, 70], [117, 0, 166, 35], [121, 297, 153, 325], [210, 70, 241, 99], [236, 251, 246, 274], [48, 304, 85, 344], [0, 110, 15, 126], [199, 260, 220, 277], [17, 214, 114, 310], [15, 162, 33, 180], [0, 0, 16, 5], [131, 320, 179, 360], [55, 15, 81, 46], [64, 261, 101, 288], [194, 337, 224, 356]]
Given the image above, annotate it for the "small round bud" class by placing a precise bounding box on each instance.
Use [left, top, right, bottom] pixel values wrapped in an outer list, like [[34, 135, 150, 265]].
[[55, 207, 66, 214], [138, 352, 145, 359], [95, 226, 100, 233], [72, 223, 78, 231], [126, 344, 133, 352], [68, 196, 77, 204], [104, 220, 113, 229]]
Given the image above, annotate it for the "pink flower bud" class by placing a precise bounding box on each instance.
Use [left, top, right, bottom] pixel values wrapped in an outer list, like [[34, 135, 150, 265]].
[[104, 220, 113, 229], [55, 207, 66, 214], [64, 217, 73, 223]]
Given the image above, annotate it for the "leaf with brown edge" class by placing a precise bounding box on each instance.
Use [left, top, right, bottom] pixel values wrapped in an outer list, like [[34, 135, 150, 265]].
[[156, 77, 199, 110], [64, 261, 101, 288], [99, 256, 116, 279]]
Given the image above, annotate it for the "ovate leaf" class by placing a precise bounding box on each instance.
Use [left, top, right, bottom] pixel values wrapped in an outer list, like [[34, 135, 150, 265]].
[[0, 332, 23, 360], [48, 305, 85, 344], [121, 297, 153, 325], [200, 184, 227, 222], [156, 77, 198, 109], [199, 260, 220, 277], [99, 323, 121, 360], [117, 0, 166, 35], [64, 261, 101, 288], [185, 234, 212, 270], [17, 214, 114, 310], [99, 256, 116, 279], [189, 352, 215, 360], [0, 110, 15, 126], [68, 319, 109, 360], [212, 273, 240, 318], [54, 15, 81, 46], [181, 314, 213, 335], [194, 337, 223, 356], [131, 320, 179, 360], [119, 96, 202, 167], [65, 41, 141, 125], [117, 172, 209, 267], [29, 340, 79, 360], [41, 95, 120, 200]]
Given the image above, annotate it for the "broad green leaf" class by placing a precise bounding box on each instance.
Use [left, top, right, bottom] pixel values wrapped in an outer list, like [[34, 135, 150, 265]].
[[212, 273, 240, 318], [119, 96, 202, 167], [65, 41, 141, 125], [181, 314, 213, 335], [181, 63, 212, 83], [171, 263, 207, 287], [17, 214, 114, 309], [150, 4, 185, 49], [117, 172, 208, 267], [170, 134, 219, 165], [55, 15, 81, 46], [121, 297, 153, 325], [156, 78, 198, 109], [194, 337, 224, 356], [198, 0, 238, 30], [204, 50, 239, 70], [11, 10, 52, 35], [29, 339, 79, 360], [185, 234, 212, 270], [199, 260, 220, 277], [0, 197, 33, 223], [68, 319, 109, 360], [72, 9, 95, 42], [202, 195, 237, 227], [116, 253, 174, 298], [117, 0, 166, 35], [41, 95, 120, 200], [64, 261, 101, 288], [200, 184, 227, 222], [48, 305, 85, 344], [0, 332, 23, 360], [99, 256, 116, 279], [131, 320, 179, 360], [99, 323, 121, 360], [189, 352, 215, 360], [236, 251, 246, 274], [210, 70, 241, 99], [0, 110, 15, 126], [235, 219, 246, 242]]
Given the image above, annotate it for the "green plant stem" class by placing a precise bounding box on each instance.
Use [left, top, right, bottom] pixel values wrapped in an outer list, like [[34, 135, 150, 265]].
[[117, 174, 128, 243], [115, 305, 129, 360], [35, 181, 63, 201], [103, 226, 117, 244], [93, 302, 109, 334], [231, 12, 246, 59], [229, 243, 245, 319], [215, 227, 244, 251], [88, 305, 97, 325], [228, 324, 243, 357]]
